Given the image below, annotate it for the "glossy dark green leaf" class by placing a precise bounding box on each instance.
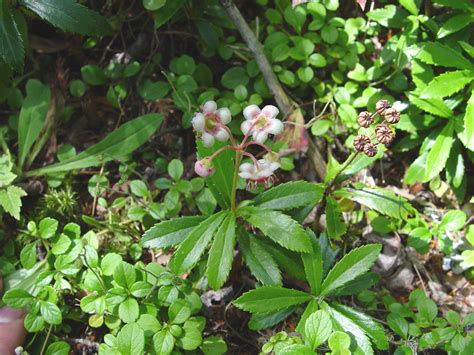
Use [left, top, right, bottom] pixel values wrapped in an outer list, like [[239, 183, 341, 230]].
[[239, 230, 282, 286], [325, 196, 346, 240], [254, 181, 324, 210], [0, 0, 24, 71], [141, 216, 206, 249], [170, 212, 227, 274], [206, 213, 236, 289], [320, 244, 381, 296], [233, 286, 311, 313], [248, 307, 295, 330], [242, 207, 312, 252], [20, 0, 111, 35]]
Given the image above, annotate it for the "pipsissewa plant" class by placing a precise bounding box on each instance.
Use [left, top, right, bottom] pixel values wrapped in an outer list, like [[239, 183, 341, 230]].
[[234, 231, 388, 354], [141, 98, 412, 290], [142, 100, 325, 289]]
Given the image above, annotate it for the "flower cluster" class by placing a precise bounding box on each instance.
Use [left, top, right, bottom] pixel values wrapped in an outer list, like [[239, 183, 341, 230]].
[[192, 101, 284, 189], [353, 99, 399, 157]]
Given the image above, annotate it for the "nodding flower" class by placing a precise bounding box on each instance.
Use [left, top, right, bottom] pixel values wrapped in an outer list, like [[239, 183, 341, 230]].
[[192, 101, 232, 147], [194, 157, 215, 177], [241, 104, 284, 144], [238, 158, 280, 190]]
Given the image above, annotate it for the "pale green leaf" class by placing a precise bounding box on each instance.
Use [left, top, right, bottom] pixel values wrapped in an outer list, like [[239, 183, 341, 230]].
[[437, 13, 473, 38], [0, 185, 27, 220], [18, 79, 51, 169], [117, 323, 145, 355], [465, 90, 474, 151], [305, 310, 333, 350], [409, 94, 453, 118]]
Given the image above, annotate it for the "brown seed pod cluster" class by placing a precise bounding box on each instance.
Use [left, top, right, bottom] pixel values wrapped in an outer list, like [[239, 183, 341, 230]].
[[353, 99, 399, 157]]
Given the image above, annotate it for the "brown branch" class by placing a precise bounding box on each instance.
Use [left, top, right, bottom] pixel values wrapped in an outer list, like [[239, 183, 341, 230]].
[[219, 0, 327, 179]]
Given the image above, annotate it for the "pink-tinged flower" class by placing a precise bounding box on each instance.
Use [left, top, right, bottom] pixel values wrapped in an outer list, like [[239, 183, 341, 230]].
[[192, 101, 232, 147], [238, 159, 280, 189], [194, 158, 215, 177], [241, 104, 284, 144]]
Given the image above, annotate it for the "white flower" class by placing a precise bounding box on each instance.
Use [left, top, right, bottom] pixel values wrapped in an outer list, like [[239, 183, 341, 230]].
[[194, 158, 215, 177], [238, 159, 280, 186], [241, 104, 284, 143], [192, 101, 232, 147]]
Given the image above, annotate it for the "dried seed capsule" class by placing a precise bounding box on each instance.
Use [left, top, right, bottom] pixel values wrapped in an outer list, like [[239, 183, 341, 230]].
[[384, 107, 400, 124], [358, 111, 374, 128], [375, 123, 394, 145], [376, 99, 391, 115], [364, 143, 378, 157], [353, 134, 371, 152]]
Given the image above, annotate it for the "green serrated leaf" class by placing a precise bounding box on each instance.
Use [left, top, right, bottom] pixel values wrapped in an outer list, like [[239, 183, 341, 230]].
[[464, 90, 474, 150], [254, 181, 324, 210], [437, 13, 473, 38], [414, 42, 473, 70], [301, 231, 323, 295], [335, 187, 415, 220], [248, 307, 295, 331], [141, 216, 206, 249], [170, 211, 227, 274], [331, 303, 388, 350], [409, 94, 453, 118], [320, 244, 381, 296], [422, 70, 474, 98], [0, 0, 24, 71], [19, 0, 112, 36], [323, 303, 374, 354], [0, 185, 27, 220], [242, 207, 312, 252], [233, 286, 311, 313], [325, 196, 346, 240], [196, 140, 234, 209], [27, 113, 163, 176], [239, 230, 282, 286], [206, 213, 236, 290], [425, 121, 454, 180]]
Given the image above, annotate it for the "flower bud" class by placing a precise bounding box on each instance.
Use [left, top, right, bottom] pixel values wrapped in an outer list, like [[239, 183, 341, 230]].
[[375, 123, 394, 145], [364, 143, 378, 157], [383, 107, 400, 124], [194, 158, 215, 177], [357, 111, 373, 128], [353, 135, 371, 152], [375, 99, 391, 115]]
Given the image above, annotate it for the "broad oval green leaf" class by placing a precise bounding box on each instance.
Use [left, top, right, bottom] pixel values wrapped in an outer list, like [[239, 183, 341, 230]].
[[305, 310, 333, 350], [117, 323, 145, 355]]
